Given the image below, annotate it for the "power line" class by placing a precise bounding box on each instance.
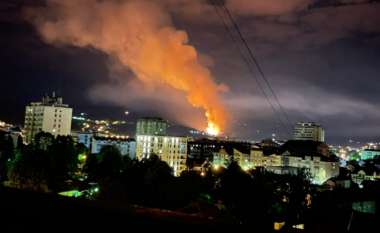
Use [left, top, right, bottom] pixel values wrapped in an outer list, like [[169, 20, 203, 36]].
[[219, 0, 295, 137], [210, 0, 293, 140]]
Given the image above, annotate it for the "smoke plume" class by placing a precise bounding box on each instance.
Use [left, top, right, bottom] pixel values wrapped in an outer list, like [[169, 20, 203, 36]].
[[25, 0, 228, 135]]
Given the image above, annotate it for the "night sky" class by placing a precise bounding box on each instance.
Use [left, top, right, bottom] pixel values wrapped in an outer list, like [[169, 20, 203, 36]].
[[1, 0, 379, 146]]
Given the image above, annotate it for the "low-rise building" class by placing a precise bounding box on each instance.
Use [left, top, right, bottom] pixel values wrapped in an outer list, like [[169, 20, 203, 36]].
[[361, 149, 380, 160], [71, 132, 107, 148], [274, 153, 339, 185], [279, 140, 330, 158], [90, 136, 136, 158], [266, 166, 298, 175], [351, 167, 380, 185], [189, 160, 212, 173]]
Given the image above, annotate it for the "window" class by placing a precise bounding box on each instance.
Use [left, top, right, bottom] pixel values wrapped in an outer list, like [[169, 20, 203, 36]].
[[55, 114, 57, 117]]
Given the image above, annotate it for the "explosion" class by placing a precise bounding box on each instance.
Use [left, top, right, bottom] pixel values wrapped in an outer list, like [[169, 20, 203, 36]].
[[25, 0, 228, 135]]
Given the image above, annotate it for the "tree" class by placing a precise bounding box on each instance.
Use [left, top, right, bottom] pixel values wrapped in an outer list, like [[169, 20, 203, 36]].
[[0, 133, 14, 182], [283, 167, 313, 211], [34, 132, 55, 151], [178, 169, 215, 204], [220, 158, 262, 223], [97, 145, 125, 177], [82, 154, 99, 182], [83, 146, 125, 182], [6, 153, 50, 193], [51, 135, 78, 179], [349, 152, 361, 161]]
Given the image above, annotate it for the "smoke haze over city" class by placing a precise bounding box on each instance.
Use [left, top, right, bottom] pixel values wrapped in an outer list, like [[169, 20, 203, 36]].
[[1, 0, 380, 145]]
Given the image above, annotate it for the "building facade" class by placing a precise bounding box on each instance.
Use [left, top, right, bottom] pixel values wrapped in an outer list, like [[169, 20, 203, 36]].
[[361, 149, 380, 160], [136, 117, 167, 136], [90, 136, 136, 158], [351, 169, 380, 185], [294, 122, 325, 142], [71, 132, 106, 148], [188, 140, 222, 159], [213, 147, 267, 170], [24, 92, 73, 144], [136, 135, 187, 176], [274, 153, 339, 185]]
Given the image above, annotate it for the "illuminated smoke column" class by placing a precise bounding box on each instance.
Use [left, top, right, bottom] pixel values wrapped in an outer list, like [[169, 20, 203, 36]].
[[26, 0, 228, 135]]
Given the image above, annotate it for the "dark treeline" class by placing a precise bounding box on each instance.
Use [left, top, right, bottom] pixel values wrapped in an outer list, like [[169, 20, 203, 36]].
[[1, 132, 79, 192], [0, 132, 313, 225]]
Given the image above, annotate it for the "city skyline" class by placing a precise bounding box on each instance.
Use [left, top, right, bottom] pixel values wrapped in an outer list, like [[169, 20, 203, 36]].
[[1, 0, 380, 145]]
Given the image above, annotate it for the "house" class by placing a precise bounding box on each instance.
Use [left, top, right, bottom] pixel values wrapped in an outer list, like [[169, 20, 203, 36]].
[[190, 160, 212, 173], [351, 167, 380, 185]]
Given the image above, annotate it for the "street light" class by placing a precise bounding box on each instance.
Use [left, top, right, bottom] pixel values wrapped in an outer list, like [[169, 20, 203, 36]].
[[125, 111, 129, 115]]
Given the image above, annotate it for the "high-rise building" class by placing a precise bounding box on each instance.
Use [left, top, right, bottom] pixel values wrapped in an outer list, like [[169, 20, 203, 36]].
[[136, 117, 167, 136], [24, 92, 73, 144], [136, 135, 187, 176], [294, 122, 324, 142], [135, 117, 187, 176]]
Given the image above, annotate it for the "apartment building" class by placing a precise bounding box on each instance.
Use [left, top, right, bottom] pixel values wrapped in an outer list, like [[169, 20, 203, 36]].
[[361, 149, 380, 160], [136, 117, 167, 136], [294, 122, 325, 142], [213, 146, 267, 170], [135, 117, 188, 176], [274, 153, 339, 185], [24, 92, 72, 144], [136, 135, 187, 176]]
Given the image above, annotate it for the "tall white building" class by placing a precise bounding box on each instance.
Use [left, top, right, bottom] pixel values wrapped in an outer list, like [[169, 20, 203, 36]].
[[136, 117, 187, 176], [294, 122, 325, 142], [24, 92, 73, 144], [136, 117, 167, 136], [136, 135, 187, 176]]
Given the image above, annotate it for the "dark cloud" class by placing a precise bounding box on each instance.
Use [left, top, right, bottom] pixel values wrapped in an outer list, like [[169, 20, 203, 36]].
[[0, 0, 379, 145]]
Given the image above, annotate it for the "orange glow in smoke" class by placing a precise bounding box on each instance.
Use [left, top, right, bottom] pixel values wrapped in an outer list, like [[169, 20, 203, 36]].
[[206, 123, 219, 136], [26, 0, 229, 133]]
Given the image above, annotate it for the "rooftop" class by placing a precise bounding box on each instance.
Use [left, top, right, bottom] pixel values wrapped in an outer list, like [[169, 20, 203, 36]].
[[93, 136, 136, 142], [363, 149, 380, 152]]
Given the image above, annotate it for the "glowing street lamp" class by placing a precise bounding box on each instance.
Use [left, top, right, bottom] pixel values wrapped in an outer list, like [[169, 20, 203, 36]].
[[125, 111, 129, 115]]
